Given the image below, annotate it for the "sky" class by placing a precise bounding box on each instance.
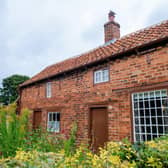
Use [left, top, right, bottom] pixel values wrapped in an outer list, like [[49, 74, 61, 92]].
[[0, 0, 168, 85]]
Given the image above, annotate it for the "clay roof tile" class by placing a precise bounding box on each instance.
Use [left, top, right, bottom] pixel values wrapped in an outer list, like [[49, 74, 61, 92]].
[[21, 20, 168, 87]]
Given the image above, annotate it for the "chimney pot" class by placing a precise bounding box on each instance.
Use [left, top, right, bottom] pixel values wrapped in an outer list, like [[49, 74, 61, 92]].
[[108, 11, 115, 21]]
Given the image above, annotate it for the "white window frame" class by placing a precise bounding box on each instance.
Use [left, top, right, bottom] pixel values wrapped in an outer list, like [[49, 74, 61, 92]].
[[94, 68, 109, 84], [46, 82, 52, 98], [47, 112, 60, 133], [132, 89, 168, 142]]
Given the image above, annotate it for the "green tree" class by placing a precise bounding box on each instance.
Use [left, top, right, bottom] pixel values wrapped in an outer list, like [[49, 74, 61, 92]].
[[0, 75, 30, 105]]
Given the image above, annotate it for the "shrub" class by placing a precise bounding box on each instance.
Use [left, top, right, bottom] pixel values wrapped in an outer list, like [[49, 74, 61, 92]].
[[22, 128, 64, 153], [0, 104, 30, 157], [1, 135, 168, 168], [0, 104, 78, 159], [63, 122, 77, 156]]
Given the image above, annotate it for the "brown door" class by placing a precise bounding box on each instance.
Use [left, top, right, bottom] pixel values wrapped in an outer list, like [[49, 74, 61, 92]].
[[89, 107, 108, 152], [33, 110, 42, 129]]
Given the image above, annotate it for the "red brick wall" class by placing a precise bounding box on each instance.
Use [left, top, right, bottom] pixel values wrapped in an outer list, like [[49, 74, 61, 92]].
[[20, 45, 168, 143]]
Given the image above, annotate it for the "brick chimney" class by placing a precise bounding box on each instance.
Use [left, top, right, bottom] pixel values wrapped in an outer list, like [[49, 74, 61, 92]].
[[104, 11, 120, 43]]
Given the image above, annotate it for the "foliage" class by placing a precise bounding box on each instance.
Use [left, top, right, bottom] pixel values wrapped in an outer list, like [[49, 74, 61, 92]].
[[0, 104, 65, 158], [0, 103, 30, 157], [22, 129, 64, 153], [63, 122, 77, 156], [0, 74, 30, 105], [1, 135, 168, 167], [0, 103, 78, 159]]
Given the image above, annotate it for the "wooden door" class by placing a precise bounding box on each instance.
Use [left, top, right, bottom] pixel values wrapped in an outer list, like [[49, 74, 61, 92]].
[[90, 107, 108, 152], [33, 110, 42, 129]]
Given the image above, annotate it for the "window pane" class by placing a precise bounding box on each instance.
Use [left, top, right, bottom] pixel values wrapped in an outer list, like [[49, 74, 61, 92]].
[[140, 109, 144, 116], [53, 113, 56, 121], [158, 117, 163, 125], [145, 109, 150, 116], [150, 100, 155, 108], [134, 110, 138, 116], [145, 101, 149, 108], [151, 117, 156, 125], [157, 108, 162, 116], [49, 113, 52, 121], [164, 117, 168, 125], [165, 126, 168, 134], [147, 134, 151, 141], [151, 109, 156, 116], [140, 118, 144, 124], [161, 90, 167, 98], [158, 126, 163, 133], [139, 102, 144, 108], [135, 134, 140, 141], [135, 118, 139, 125], [163, 108, 168, 116], [156, 100, 161, 107], [135, 126, 140, 133], [134, 102, 138, 109], [152, 134, 157, 139], [134, 94, 138, 100], [57, 113, 60, 121], [156, 91, 160, 98], [146, 126, 151, 133], [102, 69, 109, 81], [139, 93, 143, 101], [146, 118, 150, 125], [150, 92, 154, 99], [152, 126, 157, 134]]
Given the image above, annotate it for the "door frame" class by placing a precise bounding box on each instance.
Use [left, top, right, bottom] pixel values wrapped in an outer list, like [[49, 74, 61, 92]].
[[88, 105, 108, 149]]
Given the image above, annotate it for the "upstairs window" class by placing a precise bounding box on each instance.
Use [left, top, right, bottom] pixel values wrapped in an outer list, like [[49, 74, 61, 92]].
[[46, 82, 52, 98], [132, 90, 168, 142], [94, 69, 109, 84], [47, 112, 60, 132]]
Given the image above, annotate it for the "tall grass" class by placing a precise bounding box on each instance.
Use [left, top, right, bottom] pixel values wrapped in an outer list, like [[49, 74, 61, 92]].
[[0, 104, 30, 157], [0, 104, 77, 158]]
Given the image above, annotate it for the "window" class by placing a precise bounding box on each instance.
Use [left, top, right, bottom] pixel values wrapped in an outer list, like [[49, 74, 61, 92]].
[[94, 69, 109, 84], [132, 90, 168, 142], [46, 82, 51, 98], [47, 112, 60, 132]]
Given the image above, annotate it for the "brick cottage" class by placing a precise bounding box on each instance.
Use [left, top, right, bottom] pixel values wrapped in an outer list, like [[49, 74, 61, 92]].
[[19, 11, 168, 150]]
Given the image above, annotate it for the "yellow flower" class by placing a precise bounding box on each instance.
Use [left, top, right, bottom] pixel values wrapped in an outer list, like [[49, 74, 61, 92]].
[[145, 140, 157, 148], [147, 157, 163, 168], [108, 155, 121, 166]]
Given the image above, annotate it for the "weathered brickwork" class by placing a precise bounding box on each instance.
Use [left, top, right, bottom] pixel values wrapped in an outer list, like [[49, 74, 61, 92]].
[[20, 45, 168, 143]]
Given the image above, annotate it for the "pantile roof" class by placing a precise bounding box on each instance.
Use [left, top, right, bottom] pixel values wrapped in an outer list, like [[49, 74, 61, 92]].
[[21, 20, 168, 87]]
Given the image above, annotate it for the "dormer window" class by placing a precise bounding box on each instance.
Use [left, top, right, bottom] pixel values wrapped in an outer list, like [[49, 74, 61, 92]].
[[94, 68, 109, 84], [46, 82, 52, 98]]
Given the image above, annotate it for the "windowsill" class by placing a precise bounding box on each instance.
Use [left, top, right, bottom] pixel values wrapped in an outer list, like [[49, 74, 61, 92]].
[[94, 80, 109, 86]]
